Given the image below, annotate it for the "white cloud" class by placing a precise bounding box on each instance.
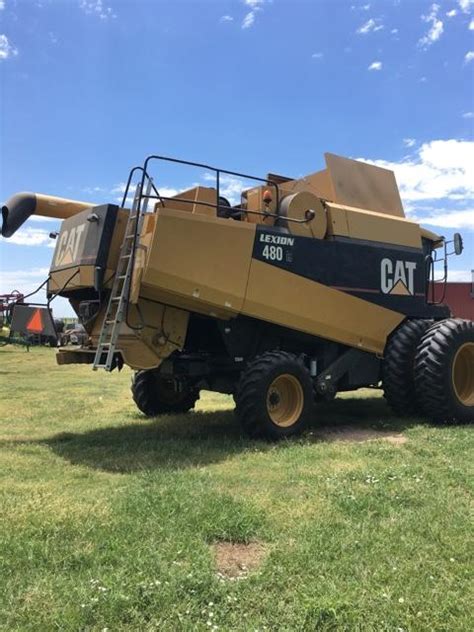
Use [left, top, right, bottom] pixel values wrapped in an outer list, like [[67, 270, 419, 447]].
[[28, 215, 58, 223], [465, 51, 474, 63], [1, 228, 56, 247], [458, 0, 474, 13], [357, 18, 384, 34], [391, 28, 399, 34], [0, 268, 49, 295], [357, 140, 474, 213], [0, 34, 18, 60], [0, 1, 5, 10], [116, 174, 246, 208], [241, 0, 267, 29], [202, 173, 244, 205], [79, 0, 116, 20], [217, 176, 245, 205], [311, 52, 324, 59], [403, 138, 416, 148], [242, 11, 256, 28], [462, 111, 474, 118], [412, 209, 474, 229], [0, 267, 75, 318], [446, 9, 458, 17], [469, 19, 474, 28], [446, 269, 473, 282], [110, 182, 180, 207], [368, 61, 382, 71], [358, 140, 474, 237], [220, 15, 234, 22], [419, 4, 444, 49]]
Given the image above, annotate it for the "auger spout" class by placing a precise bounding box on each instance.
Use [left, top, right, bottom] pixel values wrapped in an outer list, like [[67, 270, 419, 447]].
[[1, 192, 94, 238]]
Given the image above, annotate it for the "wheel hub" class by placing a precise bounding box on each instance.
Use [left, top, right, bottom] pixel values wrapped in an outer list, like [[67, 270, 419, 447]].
[[452, 342, 474, 407], [266, 373, 304, 428]]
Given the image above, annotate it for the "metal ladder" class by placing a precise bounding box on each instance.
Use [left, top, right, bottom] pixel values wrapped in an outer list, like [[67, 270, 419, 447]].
[[92, 180, 151, 371]]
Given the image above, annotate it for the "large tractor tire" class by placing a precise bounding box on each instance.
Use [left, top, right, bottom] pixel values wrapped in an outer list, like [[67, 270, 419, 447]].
[[383, 319, 433, 416], [131, 370, 199, 417], [414, 318, 474, 423], [235, 351, 314, 440]]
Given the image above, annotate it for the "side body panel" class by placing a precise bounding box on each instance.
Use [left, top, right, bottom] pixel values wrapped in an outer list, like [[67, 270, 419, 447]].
[[243, 260, 403, 355], [138, 208, 425, 355], [141, 208, 256, 317]]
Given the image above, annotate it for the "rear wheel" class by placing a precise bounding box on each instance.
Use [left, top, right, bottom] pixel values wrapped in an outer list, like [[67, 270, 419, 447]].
[[414, 318, 474, 423], [235, 351, 314, 440], [132, 370, 199, 417], [382, 318, 433, 416]]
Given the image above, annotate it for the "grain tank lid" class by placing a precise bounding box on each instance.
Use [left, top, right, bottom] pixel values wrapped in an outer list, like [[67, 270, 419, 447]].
[[323, 153, 406, 219]]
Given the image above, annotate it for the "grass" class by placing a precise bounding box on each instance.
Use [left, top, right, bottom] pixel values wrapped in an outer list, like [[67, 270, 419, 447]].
[[0, 346, 472, 631]]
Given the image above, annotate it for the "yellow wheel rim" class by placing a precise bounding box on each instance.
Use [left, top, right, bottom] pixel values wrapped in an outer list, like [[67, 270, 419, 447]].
[[266, 373, 304, 428], [452, 342, 474, 406]]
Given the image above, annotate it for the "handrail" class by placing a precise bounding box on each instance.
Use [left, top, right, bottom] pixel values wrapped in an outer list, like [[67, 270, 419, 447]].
[[121, 166, 164, 209], [138, 154, 281, 216]]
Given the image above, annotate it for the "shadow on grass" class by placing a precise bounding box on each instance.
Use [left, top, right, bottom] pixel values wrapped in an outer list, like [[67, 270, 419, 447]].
[[36, 395, 424, 474]]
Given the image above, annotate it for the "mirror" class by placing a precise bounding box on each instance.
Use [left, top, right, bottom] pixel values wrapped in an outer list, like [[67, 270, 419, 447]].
[[453, 232, 464, 255]]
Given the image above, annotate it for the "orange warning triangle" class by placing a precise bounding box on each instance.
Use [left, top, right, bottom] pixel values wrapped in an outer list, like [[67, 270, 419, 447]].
[[26, 309, 44, 333]]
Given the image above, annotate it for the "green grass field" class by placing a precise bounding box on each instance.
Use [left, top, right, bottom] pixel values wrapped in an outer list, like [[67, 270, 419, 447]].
[[1, 346, 472, 631]]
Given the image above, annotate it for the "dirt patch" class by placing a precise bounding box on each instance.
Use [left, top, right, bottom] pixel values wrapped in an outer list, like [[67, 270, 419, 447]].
[[311, 426, 407, 445], [212, 541, 266, 579]]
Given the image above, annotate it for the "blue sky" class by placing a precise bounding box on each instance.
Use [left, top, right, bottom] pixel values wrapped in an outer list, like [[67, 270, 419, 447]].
[[0, 0, 473, 317]]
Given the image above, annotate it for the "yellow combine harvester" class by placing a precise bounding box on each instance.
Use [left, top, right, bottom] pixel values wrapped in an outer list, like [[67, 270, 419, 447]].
[[3, 153, 473, 437]]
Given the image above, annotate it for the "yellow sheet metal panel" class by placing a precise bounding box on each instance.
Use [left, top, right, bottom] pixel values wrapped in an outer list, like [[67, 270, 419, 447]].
[[244, 260, 404, 354], [325, 153, 405, 218], [142, 208, 256, 315], [138, 285, 235, 320], [289, 168, 335, 201], [88, 300, 189, 370], [325, 204, 350, 238], [326, 203, 422, 248], [157, 186, 217, 217]]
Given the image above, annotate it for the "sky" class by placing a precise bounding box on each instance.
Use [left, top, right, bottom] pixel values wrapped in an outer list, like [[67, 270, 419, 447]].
[[0, 0, 473, 317]]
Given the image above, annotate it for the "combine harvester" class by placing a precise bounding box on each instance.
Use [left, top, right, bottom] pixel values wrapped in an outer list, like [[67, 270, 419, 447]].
[[2, 153, 473, 437]]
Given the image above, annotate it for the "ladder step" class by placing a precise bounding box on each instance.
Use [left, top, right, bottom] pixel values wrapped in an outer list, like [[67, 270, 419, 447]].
[[94, 191, 144, 370]]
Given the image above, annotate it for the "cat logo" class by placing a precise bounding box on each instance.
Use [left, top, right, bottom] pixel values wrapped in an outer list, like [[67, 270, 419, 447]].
[[54, 225, 86, 267], [381, 258, 417, 296]]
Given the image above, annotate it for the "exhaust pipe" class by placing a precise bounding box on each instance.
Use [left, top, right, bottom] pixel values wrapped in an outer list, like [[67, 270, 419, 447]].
[[1, 192, 95, 238]]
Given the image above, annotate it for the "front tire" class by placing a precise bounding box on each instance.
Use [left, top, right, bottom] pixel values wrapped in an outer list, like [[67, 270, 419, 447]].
[[414, 318, 474, 423], [132, 370, 199, 417], [235, 351, 314, 440]]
